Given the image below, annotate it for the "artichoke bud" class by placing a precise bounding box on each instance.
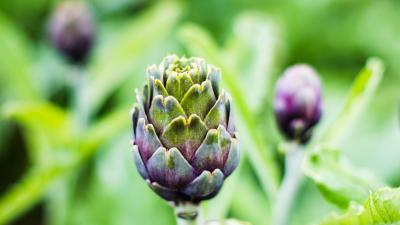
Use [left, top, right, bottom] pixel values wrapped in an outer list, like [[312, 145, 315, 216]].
[[131, 55, 239, 204], [274, 64, 322, 144], [49, 1, 95, 64]]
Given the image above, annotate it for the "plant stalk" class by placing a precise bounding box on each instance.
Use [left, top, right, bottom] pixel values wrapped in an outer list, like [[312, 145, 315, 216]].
[[271, 144, 305, 225], [174, 202, 200, 225], [71, 66, 90, 131], [49, 65, 89, 225]]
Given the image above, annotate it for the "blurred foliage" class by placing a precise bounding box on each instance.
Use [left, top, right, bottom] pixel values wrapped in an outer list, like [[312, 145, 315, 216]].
[[318, 187, 400, 225], [304, 146, 383, 209], [0, 0, 399, 225], [303, 58, 385, 208]]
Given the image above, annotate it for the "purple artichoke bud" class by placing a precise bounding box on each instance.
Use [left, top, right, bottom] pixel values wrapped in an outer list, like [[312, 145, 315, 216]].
[[49, 1, 95, 64], [131, 55, 239, 204], [274, 64, 322, 144]]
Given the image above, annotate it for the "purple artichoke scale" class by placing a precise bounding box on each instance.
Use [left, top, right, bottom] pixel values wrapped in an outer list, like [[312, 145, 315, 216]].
[[131, 55, 239, 203], [274, 64, 322, 143]]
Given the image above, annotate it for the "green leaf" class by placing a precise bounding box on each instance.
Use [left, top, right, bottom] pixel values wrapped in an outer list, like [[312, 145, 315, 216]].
[[0, 107, 129, 225], [321, 58, 385, 146], [76, 107, 130, 160], [57, 134, 175, 225], [303, 146, 384, 208], [0, 166, 66, 225], [0, 0, 49, 30], [318, 187, 400, 225], [303, 58, 386, 209], [87, 1, 181, 117], [0, 12, 39, 101], [1, 101, 73, 165], [224, 13, 280, 111], [179, 23, 222, 64], [230, 164, 271, 225]]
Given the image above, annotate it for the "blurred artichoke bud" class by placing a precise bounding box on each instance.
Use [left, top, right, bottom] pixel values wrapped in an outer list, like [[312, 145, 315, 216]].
[[49, 1, 95, 64], [274, 64, 322, 144], [131, 55, 239, 204]]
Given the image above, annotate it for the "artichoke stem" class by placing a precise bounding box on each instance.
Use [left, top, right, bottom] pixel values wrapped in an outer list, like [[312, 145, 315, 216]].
[[271, 143, 305, 225], [173, 202, 199, 225], [71, 66, 90, 131]]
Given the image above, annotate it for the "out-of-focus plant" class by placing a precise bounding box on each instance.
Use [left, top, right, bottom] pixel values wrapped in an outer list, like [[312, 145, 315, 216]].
[[271, 64, 323, 225], [317, 187, 400, 225], [49, 1, 96, 65], [273, 65, 322, 144]]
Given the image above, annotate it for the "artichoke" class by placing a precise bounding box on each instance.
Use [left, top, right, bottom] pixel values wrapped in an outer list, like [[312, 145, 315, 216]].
[[131, 55, 239, 204], [48, 1, 95, 64], [274, 64, 322, 143]]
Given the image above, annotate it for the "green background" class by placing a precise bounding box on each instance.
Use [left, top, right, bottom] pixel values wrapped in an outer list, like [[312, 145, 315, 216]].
[[0, 0, 399, 224]]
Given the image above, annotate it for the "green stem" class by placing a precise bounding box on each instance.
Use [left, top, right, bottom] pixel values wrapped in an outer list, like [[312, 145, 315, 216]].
[[271, 143, 305, 225], [174, 202, 200, 225], [71, 66, 90, 131], [47, 65, 90, 225]]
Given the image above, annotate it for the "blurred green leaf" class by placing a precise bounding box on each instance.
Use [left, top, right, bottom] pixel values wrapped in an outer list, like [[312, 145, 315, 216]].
[[179, 23, 221, 63], [0, 107, 129, 225], [230, 165, 271, 225], [303, 58, 386, 208], [303, 146, 383, 208], [87, 1, 181, 116], [321, 58, 385, 146], [224, 12, 280, 111], [0, 166, 65, 225], [77, 107, 129, 156], [317, 187, 400, 225], [198, 14, 281, 220], [1, 101, 72, 165], [0, 12, 39, 101], [179, 22, 280, 200], [57, 134, 175, 225], [0, 0, 49, 34]]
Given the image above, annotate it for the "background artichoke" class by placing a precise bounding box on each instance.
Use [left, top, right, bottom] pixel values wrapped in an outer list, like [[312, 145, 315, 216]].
[[48, 0, 95, 64], [131, 55, 239, 204], [274, 64, 322, 143]]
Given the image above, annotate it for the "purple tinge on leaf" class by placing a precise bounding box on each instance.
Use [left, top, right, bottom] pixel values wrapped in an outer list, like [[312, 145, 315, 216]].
[[131, 55, 239, 203], [274, 64, 322, 143], [48, 1, 95, 64]]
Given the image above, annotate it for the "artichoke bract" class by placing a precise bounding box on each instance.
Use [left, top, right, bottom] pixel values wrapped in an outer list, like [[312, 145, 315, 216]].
[[131, 55, 239, 204], [274, 64, 322, 144]]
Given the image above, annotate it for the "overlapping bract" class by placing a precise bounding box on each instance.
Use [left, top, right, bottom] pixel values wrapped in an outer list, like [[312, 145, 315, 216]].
[[131, 55, 239, 203], [274, 64, 322, 143]]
